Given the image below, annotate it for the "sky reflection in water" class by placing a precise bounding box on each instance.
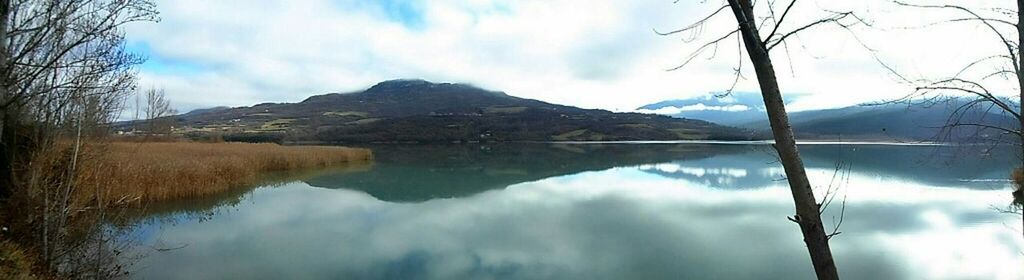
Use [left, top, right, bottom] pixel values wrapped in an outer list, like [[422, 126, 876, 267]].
[[127, 144, 1023, 280]]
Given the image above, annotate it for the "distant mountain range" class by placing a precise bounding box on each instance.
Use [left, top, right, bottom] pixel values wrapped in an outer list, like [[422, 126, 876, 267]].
[[636, 91, 800, 126], [160, 79, 758, 143], [637, 92, 1018, 142]]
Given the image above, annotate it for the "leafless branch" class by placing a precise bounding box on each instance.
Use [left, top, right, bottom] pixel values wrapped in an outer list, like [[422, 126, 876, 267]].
[[766, 11, 866, 51], [655, 4, 730, 37], [762, 0, 797, 44], [667, 28, 740, 71], [893, 1, 1021, 77]]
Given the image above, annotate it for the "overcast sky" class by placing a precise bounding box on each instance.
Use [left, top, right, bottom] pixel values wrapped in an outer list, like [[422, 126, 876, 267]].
[[124, 0, 1016, 113]]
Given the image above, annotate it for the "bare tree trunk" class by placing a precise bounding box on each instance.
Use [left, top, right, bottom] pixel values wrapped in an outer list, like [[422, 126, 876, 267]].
[[0, 141, 11, 202], [1016, 0, 1024, 241], [1017, 0, 1024, 168], [0, 0, 12, 203], [726, 1, 839, 279]]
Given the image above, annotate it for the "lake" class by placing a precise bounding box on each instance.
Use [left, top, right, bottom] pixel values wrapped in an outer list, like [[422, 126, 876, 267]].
[[123, 143, 1023, 280]]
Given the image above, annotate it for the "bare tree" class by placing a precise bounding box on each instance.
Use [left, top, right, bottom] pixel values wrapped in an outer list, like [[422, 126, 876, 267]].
[[663, 1, 869, 279], [142, 87, 175, 134], [0, 1, 11, 203], [0, 0, 156, 198], [133, 83, 140, 132], [884, 1, 1022, 150], [881, 1, 1024, 237], [0, 0, 157, 278]]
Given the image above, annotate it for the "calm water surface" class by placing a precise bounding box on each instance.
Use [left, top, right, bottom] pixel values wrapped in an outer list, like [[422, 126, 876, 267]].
[[125, 144, 1023, 280]]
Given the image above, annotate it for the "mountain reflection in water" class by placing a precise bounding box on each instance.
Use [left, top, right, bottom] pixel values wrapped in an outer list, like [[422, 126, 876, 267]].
[[126, 143, 1023, 280]]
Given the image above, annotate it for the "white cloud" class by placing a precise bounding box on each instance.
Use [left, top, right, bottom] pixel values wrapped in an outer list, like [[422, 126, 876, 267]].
[[638, 103, 752, 115], [125, 0, 1019, 114]]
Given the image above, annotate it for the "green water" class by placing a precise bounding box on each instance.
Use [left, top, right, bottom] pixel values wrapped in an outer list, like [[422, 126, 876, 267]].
[[125, 143, 1023, 280]]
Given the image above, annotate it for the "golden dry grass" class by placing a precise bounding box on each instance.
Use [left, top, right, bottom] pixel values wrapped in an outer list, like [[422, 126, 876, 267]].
[[0, 240, 38, 280], [78, 142, 372, 204]]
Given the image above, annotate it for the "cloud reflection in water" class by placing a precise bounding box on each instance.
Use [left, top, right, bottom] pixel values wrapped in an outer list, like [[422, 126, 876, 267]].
[[127, 144, 1023, 280]]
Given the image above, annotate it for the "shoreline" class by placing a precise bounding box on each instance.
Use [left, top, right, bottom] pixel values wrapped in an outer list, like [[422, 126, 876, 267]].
[[286, 139, 962, 146], [541, 140, 952, 146]]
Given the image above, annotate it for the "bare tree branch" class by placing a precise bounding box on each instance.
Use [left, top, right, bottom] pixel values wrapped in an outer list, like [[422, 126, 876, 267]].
[[667, 28, 740, 71], [762, 0, 797, 44], [766, 11, 865, 51], [894, 1, 1021, 78]]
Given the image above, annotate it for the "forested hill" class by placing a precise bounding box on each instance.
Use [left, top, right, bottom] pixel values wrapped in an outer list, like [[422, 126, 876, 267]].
[[167, 79, 760, 143]]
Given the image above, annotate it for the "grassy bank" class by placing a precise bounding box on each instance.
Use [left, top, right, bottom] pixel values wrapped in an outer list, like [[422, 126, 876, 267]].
[[0, 141, 370, 278], [0, 241, 38, 280], [80, 142, 372, 204]]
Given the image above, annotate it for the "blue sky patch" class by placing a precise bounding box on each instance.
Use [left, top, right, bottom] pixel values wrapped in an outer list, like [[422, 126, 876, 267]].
[[126, 41, 209, 76], [367, 0, 426, 30]]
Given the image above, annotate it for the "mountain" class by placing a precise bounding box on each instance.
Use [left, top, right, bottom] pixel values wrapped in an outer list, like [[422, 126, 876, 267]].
[[780, 102, 1016, 141], [168, 79, 759, 143], [636, 91, 811, 126], [181, 106, 230, 117], [638, 93, 1017, 142]]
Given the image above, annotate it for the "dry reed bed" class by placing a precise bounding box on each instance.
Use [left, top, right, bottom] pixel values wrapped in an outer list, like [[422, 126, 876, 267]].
[[80, 142, 372, 204]]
